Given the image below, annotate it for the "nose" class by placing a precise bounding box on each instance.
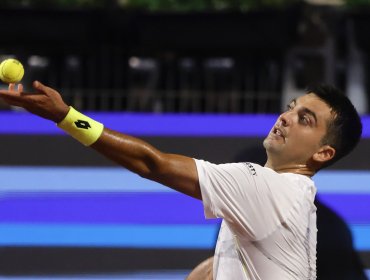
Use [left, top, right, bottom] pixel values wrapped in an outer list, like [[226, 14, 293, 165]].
[[279, 111, 291, 127]]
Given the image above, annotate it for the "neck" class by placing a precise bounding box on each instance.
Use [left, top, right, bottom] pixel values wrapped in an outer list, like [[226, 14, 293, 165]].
[[264, 160, 315, 177]]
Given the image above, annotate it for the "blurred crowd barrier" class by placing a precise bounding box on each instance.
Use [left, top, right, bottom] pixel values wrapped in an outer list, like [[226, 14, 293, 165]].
[[0, 3, 370, 114]]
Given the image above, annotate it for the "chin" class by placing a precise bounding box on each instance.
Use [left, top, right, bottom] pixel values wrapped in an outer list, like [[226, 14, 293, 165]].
[[263, 139, 283, 156], [263, 138, 274, 150]]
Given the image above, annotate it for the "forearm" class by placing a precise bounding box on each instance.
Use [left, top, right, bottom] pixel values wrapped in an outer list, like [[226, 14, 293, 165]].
[[92, 128, 163, 178], [91, 128, 202, 199]]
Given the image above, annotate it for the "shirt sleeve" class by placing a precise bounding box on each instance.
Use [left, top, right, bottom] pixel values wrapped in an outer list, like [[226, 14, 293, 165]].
[[194, 159, 304, 241]]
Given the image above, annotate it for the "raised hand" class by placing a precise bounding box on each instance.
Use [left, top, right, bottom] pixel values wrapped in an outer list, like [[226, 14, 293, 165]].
[[0, 81, 70, 123]]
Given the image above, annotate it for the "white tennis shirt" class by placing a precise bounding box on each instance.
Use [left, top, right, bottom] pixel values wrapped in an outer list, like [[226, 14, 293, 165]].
[[195, 160, 317, 280]]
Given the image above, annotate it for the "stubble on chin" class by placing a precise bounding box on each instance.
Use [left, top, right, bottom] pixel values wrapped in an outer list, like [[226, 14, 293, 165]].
[[263, 137, 272, 150], [263, 137, 281, 155]]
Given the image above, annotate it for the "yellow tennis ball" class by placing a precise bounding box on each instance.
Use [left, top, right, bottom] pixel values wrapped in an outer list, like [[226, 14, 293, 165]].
[[0, 58, 24, 83]]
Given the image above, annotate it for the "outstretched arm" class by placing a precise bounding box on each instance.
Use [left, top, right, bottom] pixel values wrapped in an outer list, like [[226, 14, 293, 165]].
[[92, 129, 200, 198], [0, 81, 201, 199]]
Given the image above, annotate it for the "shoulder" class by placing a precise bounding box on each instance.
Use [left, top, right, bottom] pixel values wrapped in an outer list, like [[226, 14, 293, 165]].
[[194, 159, 288, 183]]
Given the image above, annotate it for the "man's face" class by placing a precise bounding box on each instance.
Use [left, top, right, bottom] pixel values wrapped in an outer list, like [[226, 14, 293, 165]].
[[263, 93, 334, 167]]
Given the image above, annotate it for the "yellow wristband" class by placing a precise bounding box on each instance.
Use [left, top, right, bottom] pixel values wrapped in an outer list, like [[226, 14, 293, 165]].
[[57, 106, 104, 146]]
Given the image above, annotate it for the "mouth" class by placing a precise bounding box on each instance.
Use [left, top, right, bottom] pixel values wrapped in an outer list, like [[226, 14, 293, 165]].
[[271, 127, 285, 139]]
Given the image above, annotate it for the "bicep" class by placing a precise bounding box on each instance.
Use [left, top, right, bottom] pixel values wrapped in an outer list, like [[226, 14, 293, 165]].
[[149, 153, 201, 200]]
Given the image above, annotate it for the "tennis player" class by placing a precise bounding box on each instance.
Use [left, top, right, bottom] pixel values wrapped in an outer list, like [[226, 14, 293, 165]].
[[0, 82, 362, 279]]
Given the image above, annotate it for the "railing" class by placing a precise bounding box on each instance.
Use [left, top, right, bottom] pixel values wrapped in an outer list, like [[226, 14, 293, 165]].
[[13, 54, 284, 113], [1, 6, 370, 114], [61, 88, 282, 113]]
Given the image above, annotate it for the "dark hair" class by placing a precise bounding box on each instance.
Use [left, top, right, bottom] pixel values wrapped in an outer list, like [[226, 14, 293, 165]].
[[305, 84, 362, 168]]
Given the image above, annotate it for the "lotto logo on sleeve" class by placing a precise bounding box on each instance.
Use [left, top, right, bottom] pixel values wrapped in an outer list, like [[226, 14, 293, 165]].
[[245, 162, 257, 176], [74, 120, 91, 129]]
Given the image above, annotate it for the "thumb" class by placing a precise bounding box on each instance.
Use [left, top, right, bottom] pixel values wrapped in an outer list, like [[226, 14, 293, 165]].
[[33, 80, 48, 93]]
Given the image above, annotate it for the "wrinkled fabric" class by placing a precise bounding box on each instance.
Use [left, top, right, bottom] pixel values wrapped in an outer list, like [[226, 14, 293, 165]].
[[195, 160, 317, 280]]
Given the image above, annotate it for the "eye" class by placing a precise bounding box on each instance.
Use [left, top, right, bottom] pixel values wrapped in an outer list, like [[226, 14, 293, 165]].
[[299, 114, 310, 125], [286, 104, 293, 111]]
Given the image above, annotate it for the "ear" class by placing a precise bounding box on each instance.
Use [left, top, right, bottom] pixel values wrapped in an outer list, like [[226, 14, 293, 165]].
[[312, 145, 336, 163]]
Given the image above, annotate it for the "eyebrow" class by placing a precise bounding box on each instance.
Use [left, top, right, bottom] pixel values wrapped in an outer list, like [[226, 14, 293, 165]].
[[289, 99, 296, 107], [289, 98, 318, 125]]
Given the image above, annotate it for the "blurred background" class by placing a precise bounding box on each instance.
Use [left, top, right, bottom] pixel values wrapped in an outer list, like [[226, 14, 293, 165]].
[[0, 0, 369, 279]]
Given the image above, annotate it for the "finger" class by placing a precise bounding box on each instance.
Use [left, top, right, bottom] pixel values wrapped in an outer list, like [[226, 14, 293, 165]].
[[8, 83, 24, 93], [18, 84, 23, 92], [33, 80, 56, 97], [0, 82, 25, 97], [33, 80, 48, 93], [0, 88, 22, 98], [0, 85, 31, 98], [33, 80, 40, 89], [9, 83, 15, 91]]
